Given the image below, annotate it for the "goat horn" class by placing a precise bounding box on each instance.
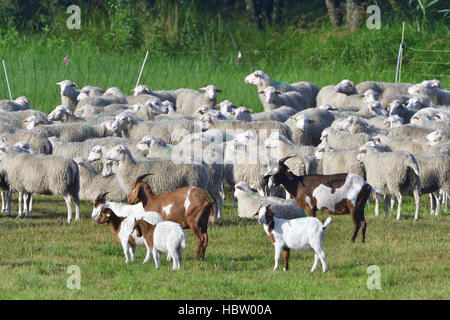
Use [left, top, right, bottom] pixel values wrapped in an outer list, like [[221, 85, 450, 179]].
[[279, 155, 295, 165], [136, 173, 152, 183], [95, 192, 109, 201]]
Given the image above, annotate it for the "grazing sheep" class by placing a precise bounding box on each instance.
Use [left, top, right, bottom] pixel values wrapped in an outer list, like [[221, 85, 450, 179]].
[[111, 113, 198, 144], [244, 70, 319, 108], [76, 87, 128, 108], [285, 108, 335, 146], [0, 96, 30, 112], [57, 80, 80, 112], [408, 84, 450, 106], [251, 106, 298, 122], [233, 181, 306, 219], [357, 148, 421, 220], [73, 157, 128, 202], [320, 127, 373, 149], [256, 205, 332, 272], [356, 81, 413, 98], [0, 148, 80, 222], [130, 84, 184, 105], [30, 122, 113, 142], [198, 113, 293, 142], [258, 86, 309, 112], [176, 85, 222, 115], [101, 145, 209, 196], [127, 174, 214, 260]]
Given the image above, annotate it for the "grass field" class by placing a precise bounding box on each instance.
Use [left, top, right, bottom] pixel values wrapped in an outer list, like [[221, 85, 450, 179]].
[[0, 188, 448, 300]]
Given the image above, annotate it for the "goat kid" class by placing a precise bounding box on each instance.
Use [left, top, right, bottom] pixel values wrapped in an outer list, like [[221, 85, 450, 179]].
[[255, 205, 332, 272]]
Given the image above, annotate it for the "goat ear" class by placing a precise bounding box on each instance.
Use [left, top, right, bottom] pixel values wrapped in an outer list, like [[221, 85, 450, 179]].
[[136, 173, 152, 183], [279, 155, 295, 166], [253, 205, 263, 217]]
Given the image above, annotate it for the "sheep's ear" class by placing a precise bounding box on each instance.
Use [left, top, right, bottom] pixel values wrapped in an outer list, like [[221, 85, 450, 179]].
[[215, 89, 222, 93], [136, 173, 152, 183], [199, 87, 207, 91], [247, 109, 253, 113], [258, 90, 265, 95], [72, 82, 77, 87], [275, 90, 281, 95], [253, 205, 263, 217]]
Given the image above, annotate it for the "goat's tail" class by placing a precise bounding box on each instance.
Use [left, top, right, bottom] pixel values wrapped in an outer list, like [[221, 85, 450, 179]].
[[322, 217, 332, 230]]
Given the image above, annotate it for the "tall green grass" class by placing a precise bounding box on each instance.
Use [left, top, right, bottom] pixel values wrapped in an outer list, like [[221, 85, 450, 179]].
[[0, 22, 448, 114]]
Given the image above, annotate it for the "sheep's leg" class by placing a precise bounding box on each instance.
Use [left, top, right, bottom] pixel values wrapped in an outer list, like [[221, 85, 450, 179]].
[[63, 195, 73, 223], [433, 192, 441, 216], [390, 197, 395, 212], [282, 248, 290, 271], [6, 189, 12, 217], [374, 196, 379, 216], [395, 193, 403, 221], [73, 194, 80, 222], [24, 193, 32, 218], [1, 191, 6, 212], [429, 193, 436, 215], [413, 189, 420, 221], [383, 195, 389, 218], [16, 192, 23, 219], [273, 244, 282, 272]]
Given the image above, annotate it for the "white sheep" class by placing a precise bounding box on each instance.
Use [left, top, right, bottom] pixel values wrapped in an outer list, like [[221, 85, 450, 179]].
[[0, 96, 30, 112], [176, 85, 222, 115], [57, 80, 80, 112], [258, 86, 309, 112]]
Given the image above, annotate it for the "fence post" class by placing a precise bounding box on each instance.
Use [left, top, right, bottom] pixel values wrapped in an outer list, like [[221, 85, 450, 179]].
[[2, 57, 13, 100], [394, 21, 405, 83], [136, 49, 149, 88]]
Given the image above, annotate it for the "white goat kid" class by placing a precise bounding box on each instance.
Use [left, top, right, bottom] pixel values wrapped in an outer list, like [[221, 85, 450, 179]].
[[256, 205, 332, 273]]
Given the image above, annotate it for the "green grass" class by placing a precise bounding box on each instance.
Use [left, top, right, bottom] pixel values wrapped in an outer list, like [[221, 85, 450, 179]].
[[0, 22, 448, 114], [0, 189, 448, 299]]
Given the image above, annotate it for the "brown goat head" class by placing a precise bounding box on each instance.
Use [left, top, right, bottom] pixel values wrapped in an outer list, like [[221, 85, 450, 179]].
[[128, 173, 152, 205], [96, 207, 115, 224]]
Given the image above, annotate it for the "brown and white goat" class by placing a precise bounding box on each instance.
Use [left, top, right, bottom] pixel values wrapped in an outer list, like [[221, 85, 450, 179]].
[[264, 156, 374, 243], [127, 174, 214, 260]]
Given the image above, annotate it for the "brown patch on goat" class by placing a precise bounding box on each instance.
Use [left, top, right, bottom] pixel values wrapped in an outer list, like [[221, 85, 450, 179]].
[[134, 220, 156, 251], [127, 182, 214, 260], [96, 207, 136, 245], [270, 164, 371, 243]]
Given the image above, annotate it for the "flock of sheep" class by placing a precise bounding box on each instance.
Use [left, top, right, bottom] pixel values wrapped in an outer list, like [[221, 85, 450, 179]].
[[0, 69, 448, 271]]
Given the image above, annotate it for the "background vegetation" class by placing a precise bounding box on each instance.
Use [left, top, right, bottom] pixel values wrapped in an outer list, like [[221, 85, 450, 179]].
[[0, 1, 448, 113]]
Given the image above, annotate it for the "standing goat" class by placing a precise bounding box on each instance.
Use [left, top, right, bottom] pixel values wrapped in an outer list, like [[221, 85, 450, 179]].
[[127, 174, 214, 260], [255, 205, 332, 272], [264, 156, 375, 242]]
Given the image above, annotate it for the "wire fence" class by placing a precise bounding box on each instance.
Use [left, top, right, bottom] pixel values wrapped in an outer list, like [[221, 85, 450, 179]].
[[0, 44, 448, 113]]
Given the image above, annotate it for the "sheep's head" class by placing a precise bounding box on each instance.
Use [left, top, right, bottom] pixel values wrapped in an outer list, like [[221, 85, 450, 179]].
[[233, 129, 258, 148], [197, 105, 214, 115], [388, 99, 404, 116], [57, 80, 77, 96], [259, 86, 280, 104], [368, 102, 388, 117], [104, 145, 129, 162], [132, 85, 151, 96], [199, 85, 222, 101], [335, 79, 355, 95], [314, 141, 333, 159], [233, 107, 252, 122], [101, 159, 119, 178], [22, 116, 43, 130], [233, 181, 258, 199], [13, 141, 34, 154], [263, 155, 296, 189], [361, 89, 378, 102], [245, 70, 269, 86], [405, 96, 429, 111], [88, 145, 104, 162], [104, 87, 124, 97], [217, 100, 236, 114], [111, 113, 133, 132], [384, 115, 403, 128], [48, 105, 71, 122], [289, 114, 314, 131], [128, 174, 152, 205], [144, 97, 164, 114], [426, 130, 446, 146], [15, 96, 30, 107], [160, 100, 175, 113]]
